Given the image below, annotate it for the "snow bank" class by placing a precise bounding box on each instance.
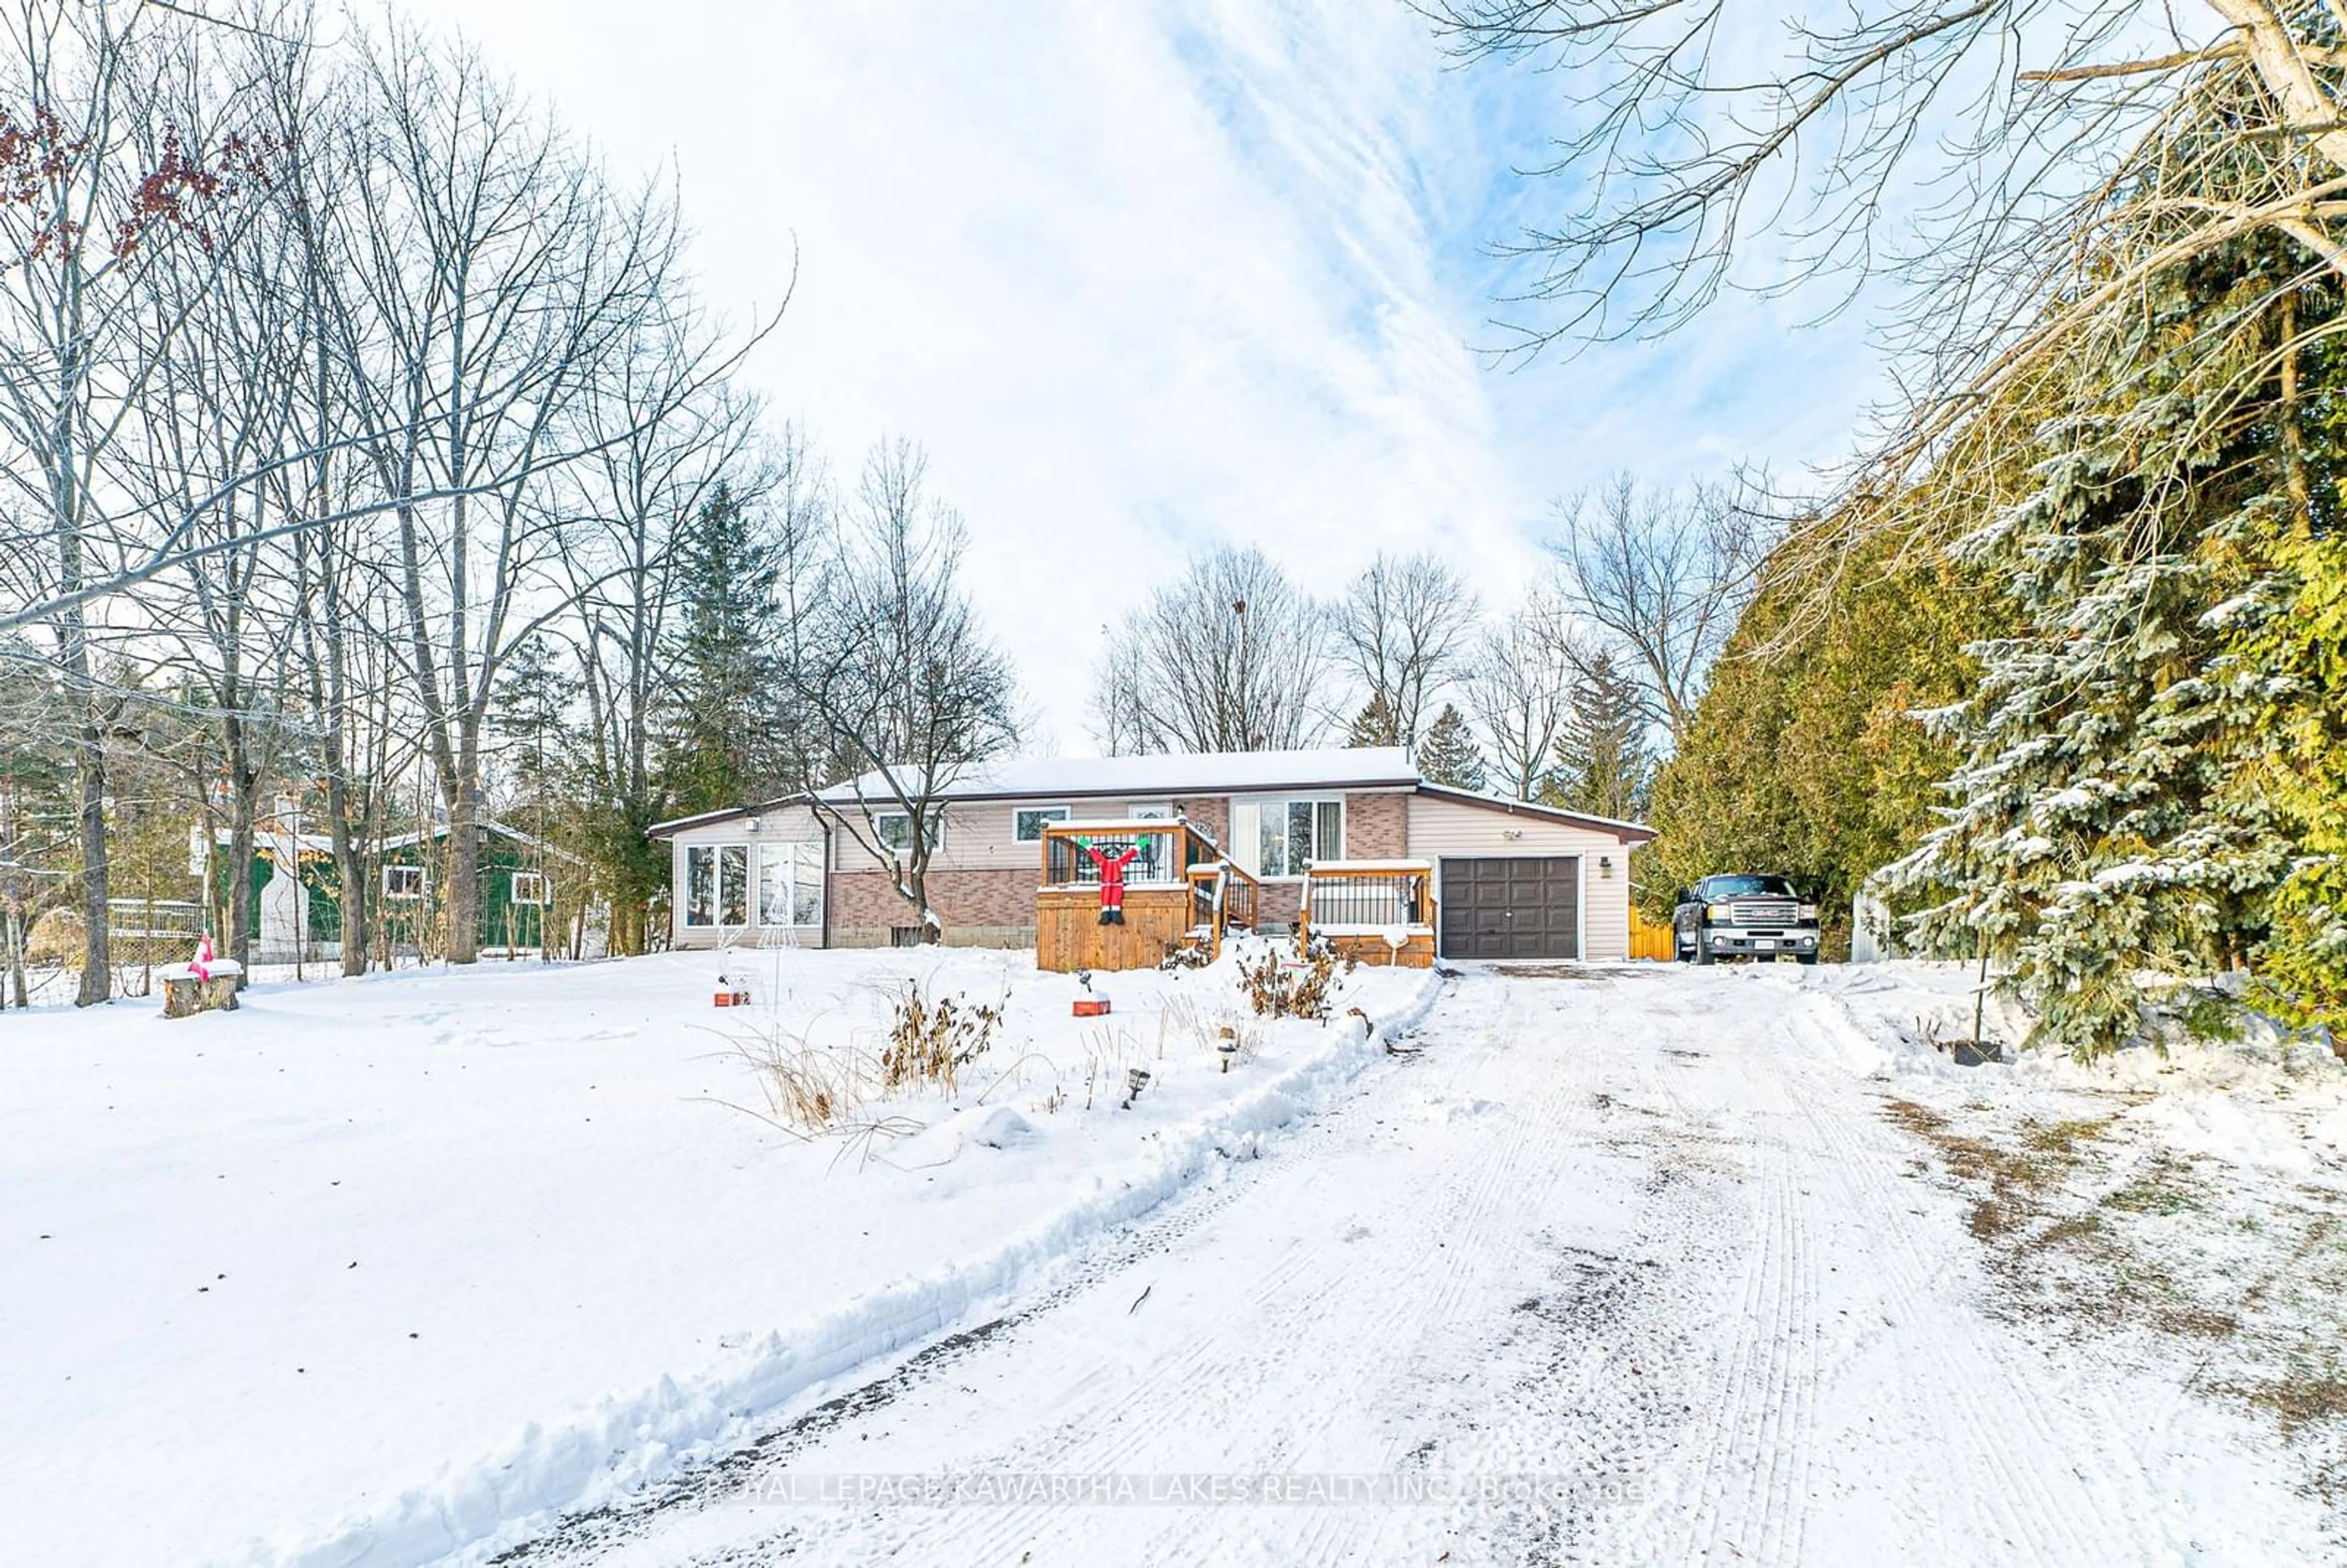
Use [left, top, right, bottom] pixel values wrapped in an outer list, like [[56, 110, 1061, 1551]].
[[0, 947, 1443, 1567], [1777, 958, 2347, 1173]]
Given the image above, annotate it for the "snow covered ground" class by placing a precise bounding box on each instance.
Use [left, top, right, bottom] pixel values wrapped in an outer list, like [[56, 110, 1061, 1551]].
[[7, 952, 2343, 1566], [0, 941, 1435, 1567]]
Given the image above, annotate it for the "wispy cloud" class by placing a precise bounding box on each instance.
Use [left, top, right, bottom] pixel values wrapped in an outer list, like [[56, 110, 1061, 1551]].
[[400, 0, 1892, 746]]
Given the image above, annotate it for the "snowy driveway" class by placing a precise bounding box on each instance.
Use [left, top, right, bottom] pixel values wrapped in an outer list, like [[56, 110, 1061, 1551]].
[[499, 965, 2327, 1567]]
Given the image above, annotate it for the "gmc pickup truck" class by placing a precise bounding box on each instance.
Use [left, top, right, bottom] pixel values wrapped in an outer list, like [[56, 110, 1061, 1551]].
[[1672, 874, 1822, 964]]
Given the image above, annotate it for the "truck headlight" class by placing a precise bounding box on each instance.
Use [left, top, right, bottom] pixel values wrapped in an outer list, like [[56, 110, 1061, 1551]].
[[1706, 903, 1732, 920], [1798, 903, 1819, 921]]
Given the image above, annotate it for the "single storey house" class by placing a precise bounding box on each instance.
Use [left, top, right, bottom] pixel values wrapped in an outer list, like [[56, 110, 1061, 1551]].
[[647, 747, 1656, 962]]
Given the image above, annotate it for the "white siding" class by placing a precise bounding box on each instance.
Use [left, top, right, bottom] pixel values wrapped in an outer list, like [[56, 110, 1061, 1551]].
[[663, 803, 828, 950], [827, 797, 1160, 876], [1405, 794, 1642, 961]]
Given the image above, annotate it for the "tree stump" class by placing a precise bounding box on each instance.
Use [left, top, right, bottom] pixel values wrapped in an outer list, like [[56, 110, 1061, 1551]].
[[162, 970, 241, 1019]]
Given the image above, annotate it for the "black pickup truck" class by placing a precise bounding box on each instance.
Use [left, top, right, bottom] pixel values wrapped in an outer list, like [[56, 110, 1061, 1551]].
[[1672, 874, 1822, 964]]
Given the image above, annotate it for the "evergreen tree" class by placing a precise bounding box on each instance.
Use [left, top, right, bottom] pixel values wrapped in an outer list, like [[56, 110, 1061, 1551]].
[[1648, 525, 1995, 946], [1895, 248, 2307, 1058], [2233, 511, 2347, 1036], [1549, 651, 1651, 821], [1348, 691, 1400, 748], [663, 482, 785, 811], [1415, 702, 1485, 789]]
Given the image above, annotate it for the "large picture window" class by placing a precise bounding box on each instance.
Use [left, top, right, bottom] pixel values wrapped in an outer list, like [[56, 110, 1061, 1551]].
[[383, 864, 426, 900], [756, 841, 824, 928], [1243, 798, 1343, 878], [685, 844, 751, 927]]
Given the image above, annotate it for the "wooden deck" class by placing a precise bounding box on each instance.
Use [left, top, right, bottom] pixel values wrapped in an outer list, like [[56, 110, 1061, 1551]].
[[1318, 929, 1437, 968], [1036, 886, 1194, 973], [1298, 860, 1438, 970], [1034, 819, 1261, 973]]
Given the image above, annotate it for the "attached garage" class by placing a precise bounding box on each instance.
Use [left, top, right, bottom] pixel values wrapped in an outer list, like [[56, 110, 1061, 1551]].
[[1407, 786, 1655, 962], [1438, 855, 1581, 959]]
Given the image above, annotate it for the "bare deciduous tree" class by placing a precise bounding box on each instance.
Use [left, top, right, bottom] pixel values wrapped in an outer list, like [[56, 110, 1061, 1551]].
[[796, 439, 1016, 940], [1464, 600, 1578, 802], [1548, 477, 1765, 746], [1086, 547, 1332, 755], [332, 23, 686, 964], [1335, 551, 1478, 746]]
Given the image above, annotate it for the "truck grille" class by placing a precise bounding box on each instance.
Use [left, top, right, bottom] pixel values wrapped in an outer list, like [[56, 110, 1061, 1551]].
[[1728, 898, 1799, 927]]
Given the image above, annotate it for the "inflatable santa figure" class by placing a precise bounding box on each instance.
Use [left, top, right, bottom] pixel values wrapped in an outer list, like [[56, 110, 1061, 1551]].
[[1081, 838, 1141, 926]]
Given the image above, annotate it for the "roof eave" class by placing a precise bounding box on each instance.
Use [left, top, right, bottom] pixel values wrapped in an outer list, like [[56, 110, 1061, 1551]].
[[1412, 782, 1657, 843]]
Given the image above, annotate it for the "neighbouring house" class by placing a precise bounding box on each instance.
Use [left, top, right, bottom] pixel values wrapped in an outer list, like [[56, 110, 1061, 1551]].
[[647, 746, 1656, 962], [210, 813, 595, 963]]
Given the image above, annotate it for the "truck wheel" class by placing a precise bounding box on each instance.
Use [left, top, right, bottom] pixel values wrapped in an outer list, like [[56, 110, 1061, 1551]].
[[1694, 934, 1716, 966], [1798, 952, 1820, 965]]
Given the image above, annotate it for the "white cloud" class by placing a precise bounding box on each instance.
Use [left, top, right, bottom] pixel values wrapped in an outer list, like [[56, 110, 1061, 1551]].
[[395, 0, 1893, 747]]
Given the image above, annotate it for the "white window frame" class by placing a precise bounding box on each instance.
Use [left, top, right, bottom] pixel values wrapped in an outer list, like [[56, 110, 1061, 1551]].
[[1235, 796, 1345, 879], [755, 840, 825, 929], [1013, 805, 1072, 843], [511, 870, 550, 907], [683, 843, 751, 928], [875, 810, 944, 853], [383, 864, 427, 901]]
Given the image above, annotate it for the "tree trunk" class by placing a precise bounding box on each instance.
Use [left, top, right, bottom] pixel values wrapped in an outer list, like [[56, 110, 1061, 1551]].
[[6, 904, 26, 1008], [73, 716, 109, 1007], [445, 778, 480, 965]]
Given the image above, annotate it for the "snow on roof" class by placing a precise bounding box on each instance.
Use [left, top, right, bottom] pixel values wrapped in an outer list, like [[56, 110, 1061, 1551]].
[[815, 747, 1420, 805], [1413, 783, 1656, 842]]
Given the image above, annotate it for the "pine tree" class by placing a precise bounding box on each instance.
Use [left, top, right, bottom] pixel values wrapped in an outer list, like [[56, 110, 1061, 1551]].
[[663, 483, 785, 811], [1415, 703, 1485, 789], [1549, 651, 1651, 821], [1348, 691, 1400, 747]]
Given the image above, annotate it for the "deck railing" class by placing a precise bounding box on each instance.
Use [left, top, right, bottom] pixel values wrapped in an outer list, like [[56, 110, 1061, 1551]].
[[1298, 860, 1437, 958], [1038, 819, 1261, 960]]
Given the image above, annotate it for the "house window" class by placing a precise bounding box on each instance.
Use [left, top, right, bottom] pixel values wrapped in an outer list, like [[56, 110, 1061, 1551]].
[[875, 811, 943, 852], [685, 844, 750, 927], [1252, 798, 1343, 878], [1014, 806, 1071, 843], [383, 865, 426, 900], [511, 871, 549, 906], [756, 841, 823, 928]]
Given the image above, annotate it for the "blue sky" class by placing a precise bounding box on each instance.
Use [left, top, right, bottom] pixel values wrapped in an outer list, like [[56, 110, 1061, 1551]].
[[400, 0, 1894, 748]]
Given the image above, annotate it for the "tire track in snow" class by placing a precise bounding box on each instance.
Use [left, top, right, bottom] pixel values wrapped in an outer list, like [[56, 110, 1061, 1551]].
[[1769, 995, 2160, 1564]]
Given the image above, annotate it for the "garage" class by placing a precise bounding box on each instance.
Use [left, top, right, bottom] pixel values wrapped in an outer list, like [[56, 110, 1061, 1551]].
[[1438, 855, 1581, 960]]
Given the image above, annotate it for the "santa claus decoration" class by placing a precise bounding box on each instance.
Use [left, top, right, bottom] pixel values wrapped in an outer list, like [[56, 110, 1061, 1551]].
[[1079, 837, 1141, 926]]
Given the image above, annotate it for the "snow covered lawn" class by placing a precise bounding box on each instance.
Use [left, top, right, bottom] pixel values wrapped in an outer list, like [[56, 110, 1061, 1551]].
[[1798, 959, 2347, 1509], [0, 942, 1435, 1567]]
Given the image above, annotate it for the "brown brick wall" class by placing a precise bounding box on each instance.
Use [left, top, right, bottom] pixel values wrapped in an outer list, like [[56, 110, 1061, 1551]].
[[1346, 791, 1408, 858], [1174, 796, 1228, 846], [831, 867, 1036, 947]]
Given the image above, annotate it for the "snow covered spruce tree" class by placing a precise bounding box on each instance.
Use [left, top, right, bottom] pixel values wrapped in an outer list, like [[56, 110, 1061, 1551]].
[[1898, 242, 2318, 1057]]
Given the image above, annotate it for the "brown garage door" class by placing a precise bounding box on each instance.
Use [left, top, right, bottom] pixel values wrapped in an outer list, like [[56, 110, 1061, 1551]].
[[1439, 857, 1580, 960]]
